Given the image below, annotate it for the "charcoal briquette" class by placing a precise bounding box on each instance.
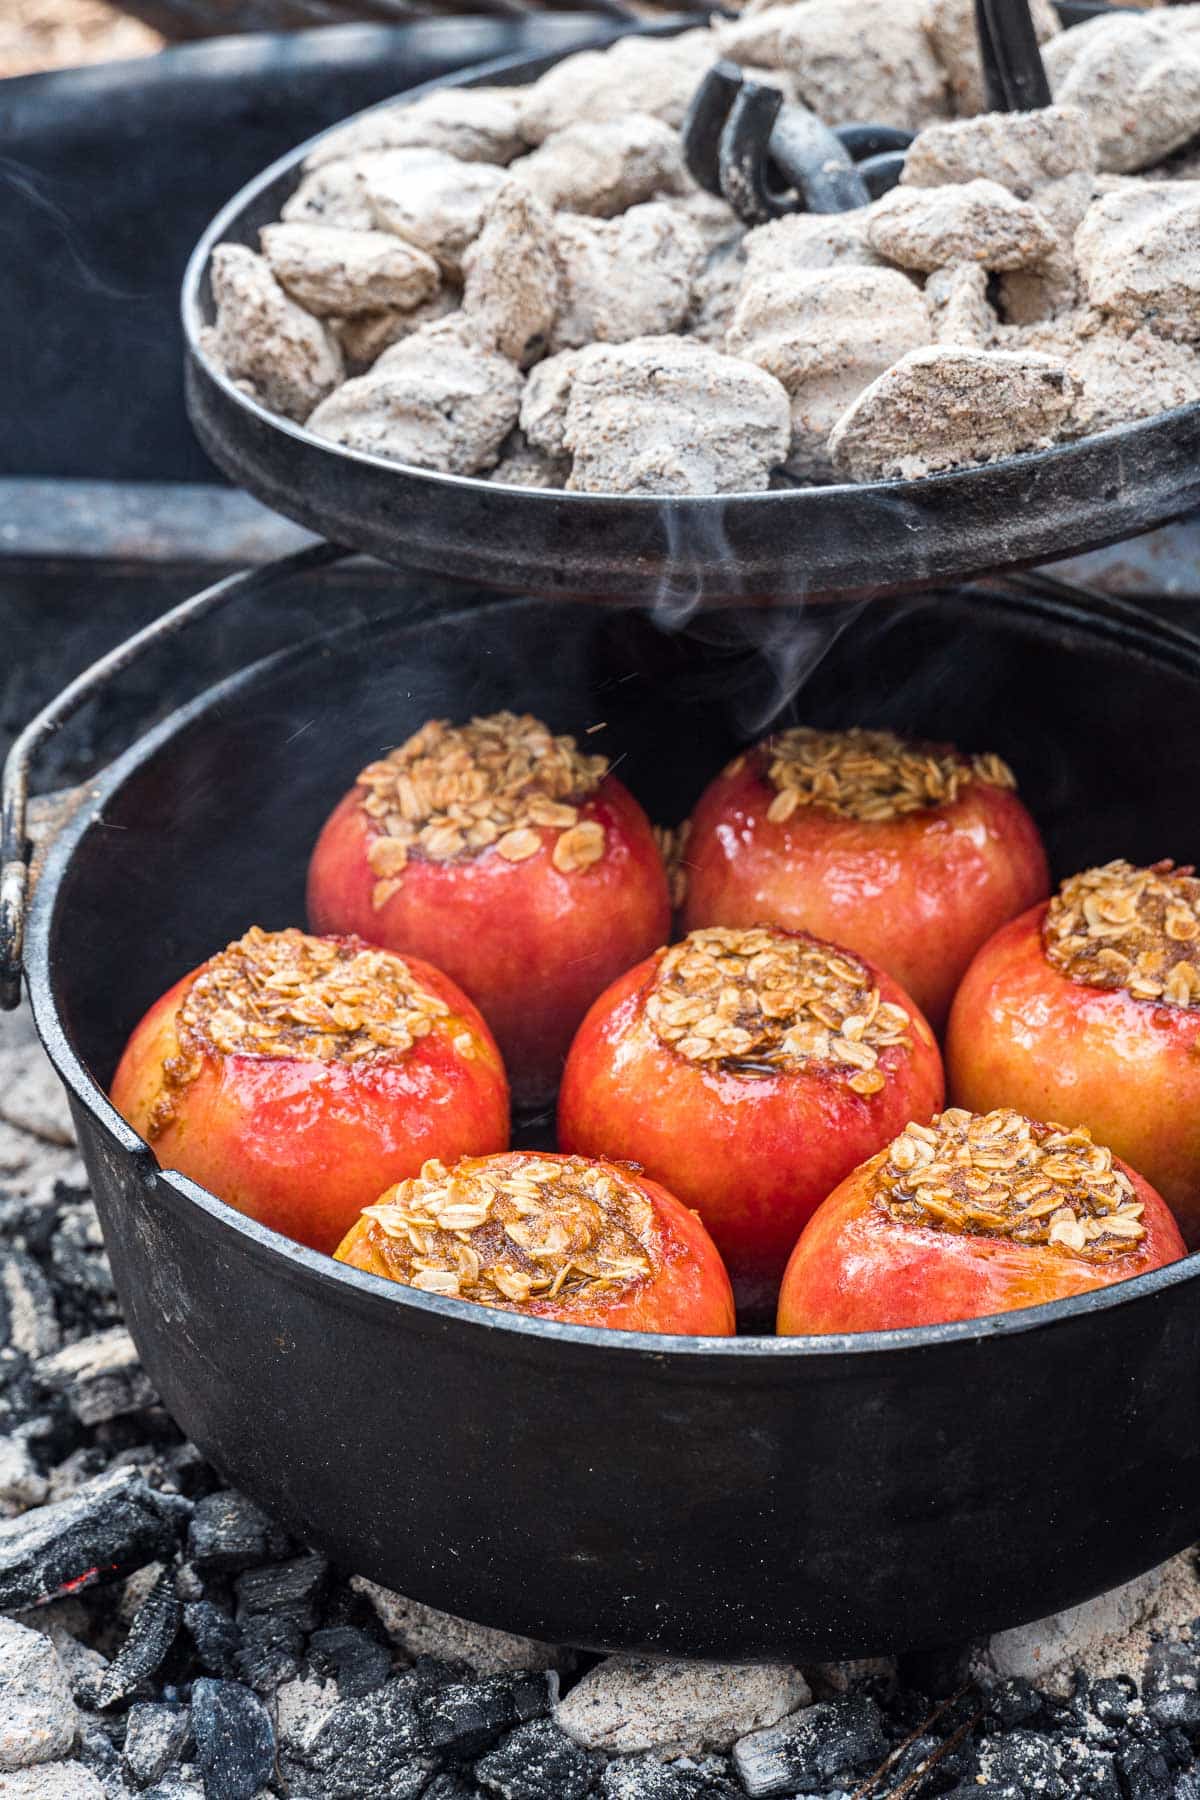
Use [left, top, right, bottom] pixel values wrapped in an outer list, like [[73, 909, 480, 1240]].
[[0, 1467, 189, 1609], [233, 1611, 302, 1694], [182, 1601, 241, 1679], [187, 1493, 288, 1575], [233, 1552, 327, 1632], [190, 1677, 275, 1800], [417, 1669, 554, 1757], [121, 1701, 191, 1789], [474, 1717, 598, 1800], [96, 1567, 182, 1707], [307, 1624, 392, 1698]]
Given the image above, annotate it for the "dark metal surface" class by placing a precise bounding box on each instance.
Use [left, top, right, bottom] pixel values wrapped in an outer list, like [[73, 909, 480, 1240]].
[[182, 33, 1200, 609], [975, 0, 1053, 113], [13, 562, 1200, 1656]]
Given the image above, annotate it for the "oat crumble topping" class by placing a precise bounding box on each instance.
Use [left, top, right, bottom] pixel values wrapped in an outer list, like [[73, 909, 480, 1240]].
[[358, 712, 610, 908], [357, 1152, 653, 1307], [753, 726, 1016, 824], [644, 925, 911, 1094], [1043, 859, 1200, 1008], [148, 927, 455, 1139], [873, 1107, 1146, 1253]]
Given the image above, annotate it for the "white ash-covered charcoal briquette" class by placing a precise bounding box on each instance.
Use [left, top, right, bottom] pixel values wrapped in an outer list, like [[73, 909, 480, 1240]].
[[1006, 310, 1200, 437], [360, 149, 509, 277], [867, 179, 1060, 273], [828, 344, 1074, 481], [1074, 183, 1200, 341], [307, 315, 523, 475], [330, 289, 460, 375], [717, 0, 949, 133], [550, 204, 705, 353], [921, 0, 1061, 118], [727, 265, 931, 479], [204, 244, 343, 423], [740, 212, 882, 292], [561, 336, 791, 496], [304, 86, 527, 172], [925, 264, 999, 346], [489, 430, 571, 489], [657, 187, 743, 259], [687, 240, 749, 346], [461, 183, 563, 366], [902, 107, 1098, 242], [1044, 8, 1200, 174], [901, 105, 1099, 326], [280, 157, 379, 232], [259, 223, 440, 318], [517, 30, 719, 144], [509, 114, 688, 219], [519, 347, 584, 457]]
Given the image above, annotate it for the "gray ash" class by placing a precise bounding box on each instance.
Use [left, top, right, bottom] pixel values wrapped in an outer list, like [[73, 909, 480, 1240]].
[[3, 1005, 1200, 1800]]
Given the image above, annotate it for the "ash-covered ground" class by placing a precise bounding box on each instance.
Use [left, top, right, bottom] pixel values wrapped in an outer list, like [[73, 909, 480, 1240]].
[[3, 1001, 1200, 1800]]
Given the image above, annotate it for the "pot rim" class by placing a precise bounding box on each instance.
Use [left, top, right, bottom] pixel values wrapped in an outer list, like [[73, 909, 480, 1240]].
[[25, 590, 1200, 1367]]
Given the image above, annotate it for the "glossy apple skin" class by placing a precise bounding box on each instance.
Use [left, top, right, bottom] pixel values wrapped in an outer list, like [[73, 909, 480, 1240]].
[[110, 951, 509, 1255], [335, 1153, 736, 1335], [557, 941, 945, 1317], [681, 753, 1050, 1031], [307, 776, 670, 1107], [777, 1151, 1184, 1334], [947, 902, 1200, 1247]]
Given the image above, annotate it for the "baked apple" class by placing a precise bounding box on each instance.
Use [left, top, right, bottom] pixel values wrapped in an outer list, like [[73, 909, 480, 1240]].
[[110, 926, 509, 1254], [557, 923, 945, 1315], [307, 712, 671, 1106], [335, 1150, 735, 1334], [947, 858, 1200, 1246], [680, 726, 1049, 1030], [777, 1106, 1184, 1334]]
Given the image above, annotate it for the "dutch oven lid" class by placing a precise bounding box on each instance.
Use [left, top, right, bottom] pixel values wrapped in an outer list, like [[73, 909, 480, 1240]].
[[181, 19, 1200, 610]]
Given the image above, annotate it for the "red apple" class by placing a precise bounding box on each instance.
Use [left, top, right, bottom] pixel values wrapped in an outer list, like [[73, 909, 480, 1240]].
[[334, 1150, 736, 1334], [307, 713, 670, 1107], [557, 923, 945, 1316], [111, 926, 509, 1254], [680, 726, 1049, 1030], [777, 1106, 1184, 1334], [946, 859, 1200, 1246]]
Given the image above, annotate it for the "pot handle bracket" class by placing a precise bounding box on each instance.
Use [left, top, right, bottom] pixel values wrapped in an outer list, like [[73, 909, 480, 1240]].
[[0, 541, 348, 1010]]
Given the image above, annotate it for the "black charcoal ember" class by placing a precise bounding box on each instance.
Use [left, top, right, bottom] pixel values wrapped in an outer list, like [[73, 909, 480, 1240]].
[[35, 1329, 156, 1428], [122, 1702, 191, 1789], [1151, 1688, 1200, 1740], [600, 1754, 742, 1798], [1146, 1644, 1200, 1698], [0, 1251, 61, 1357], [190, 1677, 275, 1800], [474, 1718, 599, 1800], [733, 1697, 888, 1797], [887, 1729, 978, 1791], [1061, 1742, 1121, 1799], [183, 1601, 242, 1678], [234, 1552, 328, 1632], [96, 1567, 182, 1707], [1118, 1741, 1175, 1799], [1174, 1774, 1200, 1798], [308, 1624, 392, 1698], [187, 1492, 288, 1575], [49, 1202, 119, 1319], [160, 1444, 216, 1502], [1093, 1678, 1140, 1728], [986, 1677, 1044, 1730], [0, 1351, 42, 1435], [234, 1612, 303, 1694], [984, 1729, 1064, 1795], [417, 1670, 554, 1757], [302, 1671, 428, 1798], [0, 1467, 189, 1609], [424, 1779, 488, 1800]]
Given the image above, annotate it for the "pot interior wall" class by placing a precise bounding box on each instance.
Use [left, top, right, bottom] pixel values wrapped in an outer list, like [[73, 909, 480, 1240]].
[[46, 580, 1200, 1095]]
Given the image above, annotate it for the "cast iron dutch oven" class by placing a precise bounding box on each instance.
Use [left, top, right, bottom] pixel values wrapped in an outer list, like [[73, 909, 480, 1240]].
[[5, 549, 1200, 1659]]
